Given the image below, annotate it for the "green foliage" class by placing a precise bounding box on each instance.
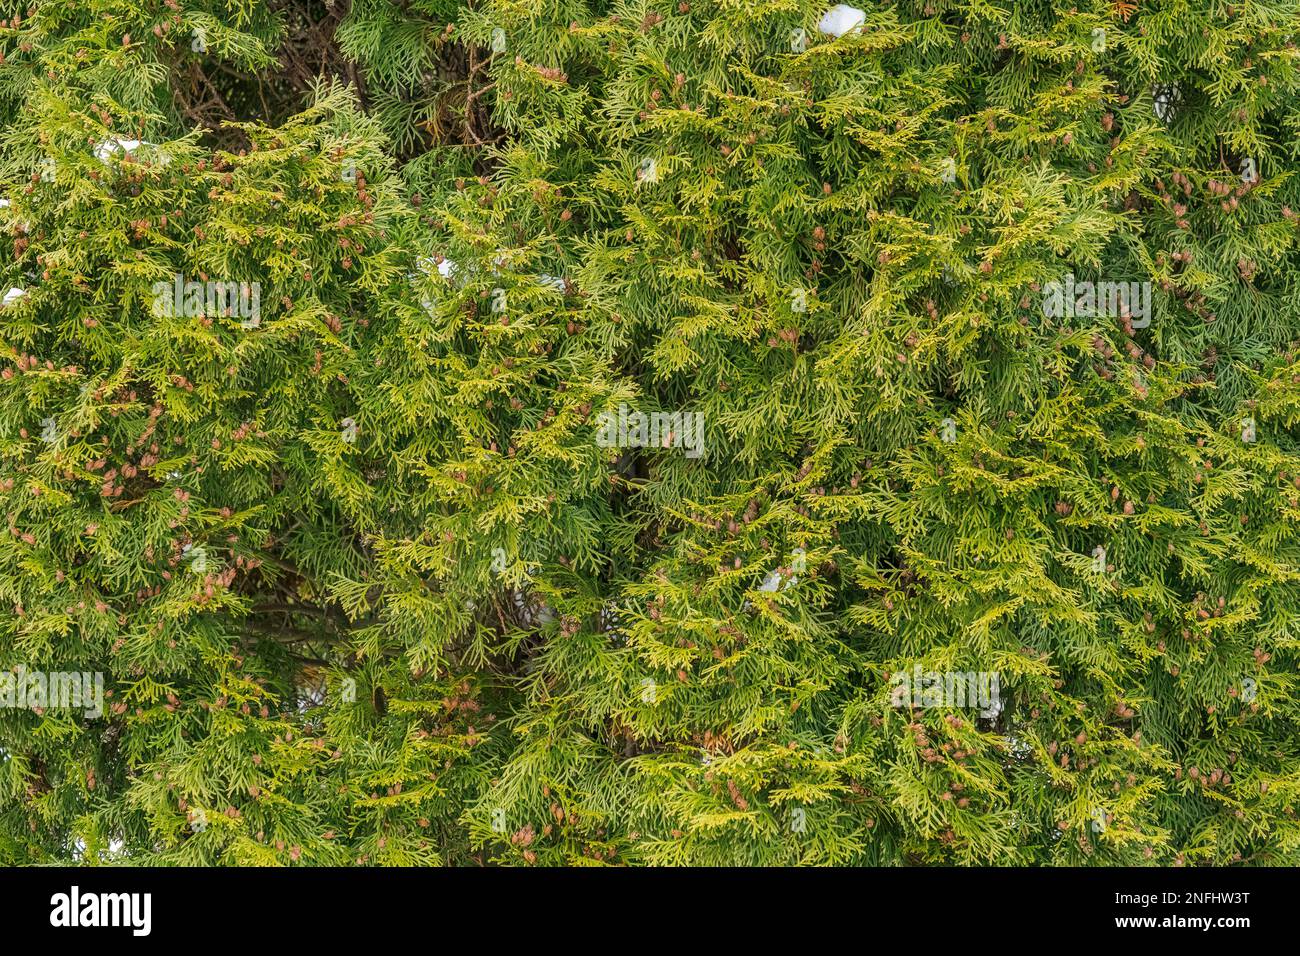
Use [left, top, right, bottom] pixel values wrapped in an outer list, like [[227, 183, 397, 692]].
[[2, 0, 1300, 866]]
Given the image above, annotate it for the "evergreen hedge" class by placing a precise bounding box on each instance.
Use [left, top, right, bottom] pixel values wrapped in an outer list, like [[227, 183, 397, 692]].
[[2, 0, 1300, 866]]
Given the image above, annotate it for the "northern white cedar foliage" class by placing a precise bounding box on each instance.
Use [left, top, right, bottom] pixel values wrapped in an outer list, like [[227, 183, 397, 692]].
[[0, 0, 1299, 866]]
